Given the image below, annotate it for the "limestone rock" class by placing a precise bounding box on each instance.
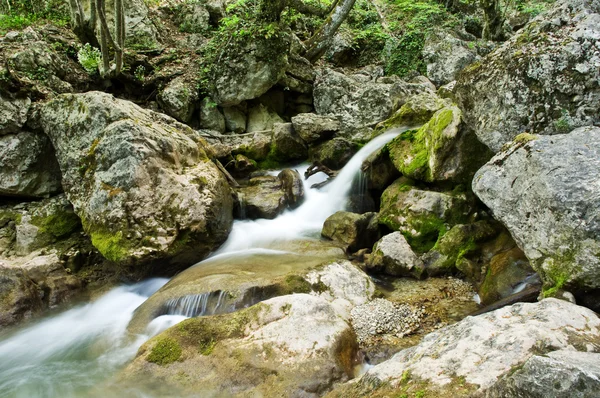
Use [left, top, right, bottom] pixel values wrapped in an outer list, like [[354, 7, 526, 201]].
[[423, 32, 480, 87], [454, 0, 600, 152], [291, 113, 340, 143], [198, 98, 226, 133], [157, 77, 198, 123], [222, 106, 247, 133], [309, 137, 357, 170], [0, 131, 62, 198], [344, 299, 600, 395], [486, 350, 600, 398], [0, 94, 30, 135], [272, 123, 307, 161], [321, 211, 380, 253], [0, 265, 41, 327], [366, 232, 425, 278], [473, 127, 600, 292], [379, 179, 472, 253], [246, 103, 284, 133], [36, 92, 233, 269]]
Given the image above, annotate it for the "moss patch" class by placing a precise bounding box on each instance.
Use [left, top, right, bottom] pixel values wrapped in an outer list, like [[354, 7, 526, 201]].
[[31, 210, 81, 239], [90, 228, 129, 263], [147, 337, 182, 365]]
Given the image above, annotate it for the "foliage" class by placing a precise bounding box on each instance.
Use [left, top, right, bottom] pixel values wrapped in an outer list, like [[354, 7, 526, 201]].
[[77, 43, 102, 75], [134, 65, 146, 81], [0, 0, 70, 35]]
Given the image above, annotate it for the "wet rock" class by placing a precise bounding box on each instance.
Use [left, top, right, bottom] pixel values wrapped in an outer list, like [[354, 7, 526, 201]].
[[378, 179, 472, 253], [237, 169, 304, 219], [478, 247, 534, 305], [291, 113, 340, 143], [423, 32, 480, 86], [157, 77, 198, 123], [0, 94, 30, 135], [198, 98, 226, 133], [322, 211, 380, 253], [473, 127, 600, 293], [487, 350, 600, 398], [309, 137, 358, 170], [454, 0, 600, 152], [36, 92, 233, 269], [361, 148, 400, 192], [336, 299, 600, 396], [272, 123, 307, 161], [366, 232, 425, 279], [0, 131, 62, 198], [0, 265, 41, 327]]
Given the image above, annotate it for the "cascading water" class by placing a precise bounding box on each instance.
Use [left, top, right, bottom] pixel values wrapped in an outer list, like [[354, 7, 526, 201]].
[[0, 128, 402, 397]]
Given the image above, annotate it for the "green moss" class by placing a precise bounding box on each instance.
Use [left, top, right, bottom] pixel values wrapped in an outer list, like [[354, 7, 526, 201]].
[[513, 132, 538, 144], [31, 210, 81, 239], [401, 214, 448, 253], [282, 275, 312, 293], [198, 338, 216, 355], [90, 229, 129, 263], [542, 258, 573, 298], [147, 337, 182, 365]]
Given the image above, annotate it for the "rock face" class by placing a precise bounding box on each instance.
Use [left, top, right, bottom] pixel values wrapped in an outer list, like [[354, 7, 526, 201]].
[[486, 350, 600, 398], [473, 127, 600, 292], [343, 299, 600, 395], [198, 98, 226, 133], [321, 212, 380, 253], [378, 179, 472, 253], [0, 94, 30, 134], [0, 131, 62, 198], [237, 170, 304, 220], [366, 232, 425, 278], [313, 68, 434, 130], [36, 92, 233, 269], [210, 34, 290, 106], [291, 113, 340, 143], [423, 32, 480, 87], [454, 0, 600, 152], [309, 137, 357, 170], [157, 77, 198, 123], [272, 123, 307, 161], [123, 261, 374, 397]]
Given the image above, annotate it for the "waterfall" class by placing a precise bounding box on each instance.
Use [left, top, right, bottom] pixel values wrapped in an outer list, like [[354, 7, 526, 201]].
[[159, 290, 232, 318]]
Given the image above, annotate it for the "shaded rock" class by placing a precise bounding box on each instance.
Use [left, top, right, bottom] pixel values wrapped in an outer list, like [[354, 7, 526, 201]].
[[0, 94, 30, 135], [313, 68, 435, 130], [178, 3, 210, 33], [272, 122, 307, 161], [309, 137, 357, 170], [108, 0, 160, 49], [478, 247, 534, 305], [279, 53, 315, 95], [210, 33, 290, 106], [361, 148, 400, 191], [366, 232, 425, 278], [454, 0, 600, 152], [378, 179, 472, 253], [36, 92, 233, 269], [222, 105, 247, 133], [473, 127, 600, 293], [322, 211, 380, 253], [246, 103, 284, 133], [0, 265, 41, 327], [487, 350, 600, 398], [374, 92, 448, 134], [237, 169, 304, 219], [333, 299, 600, 396], [423, 32, 480, 87], [0, 131, 62, 198], [157, 77, 198, 123], [291, 113, 340, 143], [198, 98, 226, 133], [230, 154, 257, 176]]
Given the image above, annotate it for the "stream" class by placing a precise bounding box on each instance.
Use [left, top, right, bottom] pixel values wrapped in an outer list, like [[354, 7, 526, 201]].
[[0, 130, 402, 398]]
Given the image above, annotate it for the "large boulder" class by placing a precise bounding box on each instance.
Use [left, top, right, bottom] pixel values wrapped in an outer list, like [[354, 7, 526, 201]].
[[291, 113, 340, 143], [272, 123, 307, 161], [423, 32, 480, 87], [0, 94, 30, 135], [330, 299, 600, 397], [454, 0, 600, 152], [157, 77, 198, 123], [210, 32, 290, 106], [0, 131, 62, 198], [309, 137, 358, 170], [473, 127, 600, 294], [198, 98, 226, 133], [313, 68, 435, 130], [378, 179, 473, 253], [35, 92, 233, 269], [366, 232, 425, 278], [246, 103, 284, 133], [321, 211, 380, 253], [122, 261, 374, 397]]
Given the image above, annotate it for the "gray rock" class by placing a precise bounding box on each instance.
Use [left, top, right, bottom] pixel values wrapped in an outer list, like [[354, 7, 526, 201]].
[[36, 92, 233, 268], [198, 98, 226, 133], [309, 137, 357, 170], [272, 123, 307, 161], [246, 103, 284, 133], [0, 94, 30, 135], [157, 76, 198, 123], [313, 68, 435, 130], [454, 0, 600, 152], [321, 211, 380, 253], [486, 350, 600, 398], [473, 127, 600, 292], [366, 232, 425, 278], [107, 0, 160, 49], [0, 265, 41, 327], [352, 299, 600, 394], [0, 131, 62, 198], [222, 106, 247, 133], [423, 32, 480, 87], [291, 113, 341, 143]]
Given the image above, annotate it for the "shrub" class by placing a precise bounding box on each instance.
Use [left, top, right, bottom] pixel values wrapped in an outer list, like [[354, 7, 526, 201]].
[[77, 43, 102, 74]]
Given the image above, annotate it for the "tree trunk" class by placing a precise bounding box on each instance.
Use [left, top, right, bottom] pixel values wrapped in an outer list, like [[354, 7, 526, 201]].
[[115, 0, 124, 75], [302, 0, 357, 63], [481, 0, 504, 41], [96, 0, 111, 77]]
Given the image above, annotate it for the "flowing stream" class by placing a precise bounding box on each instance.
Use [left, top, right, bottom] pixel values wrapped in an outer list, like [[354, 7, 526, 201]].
[[0, 129, 402, 397]]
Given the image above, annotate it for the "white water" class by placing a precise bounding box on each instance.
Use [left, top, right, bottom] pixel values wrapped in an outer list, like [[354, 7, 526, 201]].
[[216, 129, 402, 253], [0, 129, 402, 397]]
